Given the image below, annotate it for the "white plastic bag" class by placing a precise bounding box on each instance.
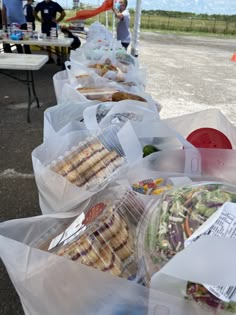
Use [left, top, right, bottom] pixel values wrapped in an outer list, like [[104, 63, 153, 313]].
[[83, 100, 160, 131], [116, 148, 236, 203], [53, 70, 69, 103], [86, 21, 113, 42], [0, 209, 235, 315], [117, 120, 195, 164], [164, 108, 236, 149], [43, 100, 99, 141], [32, 127, 131, 214]]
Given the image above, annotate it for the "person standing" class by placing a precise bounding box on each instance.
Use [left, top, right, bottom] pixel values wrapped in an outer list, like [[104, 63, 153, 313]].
[[2, 0, 31, 53], [34, 0, 66, 64], [112, 0, 131, 50], [23, 0, 36, 31]]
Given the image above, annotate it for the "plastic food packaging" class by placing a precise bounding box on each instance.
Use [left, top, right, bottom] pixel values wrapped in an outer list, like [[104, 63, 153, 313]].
[[138, 182, 236, 312], [37, 188, 145, 280], [76, 86, 119, 101], [186, 127, 233, 149], [48, 129, 126, 191], [132, 178, 172, 196]]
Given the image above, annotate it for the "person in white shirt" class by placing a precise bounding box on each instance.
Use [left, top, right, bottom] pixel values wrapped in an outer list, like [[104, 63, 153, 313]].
[[112, 0, 131, 50]]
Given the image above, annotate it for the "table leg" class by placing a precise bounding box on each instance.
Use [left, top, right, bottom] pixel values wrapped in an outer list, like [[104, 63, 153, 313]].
[[30, 71, 40, 108], [26, 70, 40, 123], [61, 47, 66, 70]]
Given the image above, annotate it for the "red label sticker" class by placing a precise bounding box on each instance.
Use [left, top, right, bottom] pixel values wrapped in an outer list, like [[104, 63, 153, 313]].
[[83, 202, 107, 225]]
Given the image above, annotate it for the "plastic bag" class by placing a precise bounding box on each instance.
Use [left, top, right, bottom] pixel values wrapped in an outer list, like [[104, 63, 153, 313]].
[[83, 100, 159, 131], [117, 148, 236, 202], [65, 60, 117, 89], [86, 21, 113, 42], [53, 70, 70, 103], [1, 201, 235, 314], [43, 100, 99, 141], [117, 120, 195, 164], [164, 108, 236, 149], [32, 126, 131, 214]]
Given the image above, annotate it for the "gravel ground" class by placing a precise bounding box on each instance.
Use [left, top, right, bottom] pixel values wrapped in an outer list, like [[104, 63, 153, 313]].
[[0, 32, 236, 314]]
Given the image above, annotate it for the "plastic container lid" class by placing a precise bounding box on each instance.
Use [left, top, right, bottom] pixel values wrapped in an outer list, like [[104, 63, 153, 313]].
[[186, 128, 232, 149], [137, 181, 236, 283], [48, 127, 126, 191], [43, 189, 145, 280], [137, 181, 236, 311]]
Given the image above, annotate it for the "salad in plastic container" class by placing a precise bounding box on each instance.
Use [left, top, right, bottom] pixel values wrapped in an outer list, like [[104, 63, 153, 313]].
[[37, 188, 145, 281], [137, 182, 236, 312]]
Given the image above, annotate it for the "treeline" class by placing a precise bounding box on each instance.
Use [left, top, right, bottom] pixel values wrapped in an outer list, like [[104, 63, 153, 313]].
[[131, 9, 236, 21]]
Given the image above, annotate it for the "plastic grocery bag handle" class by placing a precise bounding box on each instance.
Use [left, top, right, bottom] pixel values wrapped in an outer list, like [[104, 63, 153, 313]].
[[151, 235, 236, 287], [117, 120, 199, 167]]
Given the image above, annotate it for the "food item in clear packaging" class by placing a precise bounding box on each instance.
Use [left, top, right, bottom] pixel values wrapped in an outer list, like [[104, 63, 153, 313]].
[[57, 235, 101, 266], [77, 87, 119, 101], [49, 138, 125, 189], [132, 178, 172, 195], [92, 244, 122, 276], [112, 91, 146, 103], [88, 62, 118, 77], [85, 151, 124, 187], [186, 282, 236, 312], [115, 51, 135, 66], [47, 192, 144, 279], [110, 221, 133, 260], [139, 182, 236, 311]]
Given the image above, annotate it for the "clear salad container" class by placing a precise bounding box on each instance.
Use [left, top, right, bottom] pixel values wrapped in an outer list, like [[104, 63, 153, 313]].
[[39, 188, 145, 281], [137, 181, 236, 312]]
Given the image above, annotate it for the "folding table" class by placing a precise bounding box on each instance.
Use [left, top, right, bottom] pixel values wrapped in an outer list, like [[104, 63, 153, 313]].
[[0, 53, 48, 122]]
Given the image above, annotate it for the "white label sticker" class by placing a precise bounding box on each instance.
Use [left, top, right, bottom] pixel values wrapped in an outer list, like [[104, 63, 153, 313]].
[[48, 213, 85, 251], [168, 176, 192, 187], [44, 9, 49, 14], [185, 202, 236, 302]]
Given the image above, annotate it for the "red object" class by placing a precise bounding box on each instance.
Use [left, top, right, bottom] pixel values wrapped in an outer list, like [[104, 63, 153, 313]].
[[186, 128, 232, 149], [66, 0, 113, 21], [82, 202, 107, 225], [231, 52, 236, 62]]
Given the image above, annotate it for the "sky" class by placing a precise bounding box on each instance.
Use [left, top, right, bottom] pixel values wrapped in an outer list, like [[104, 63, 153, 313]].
[[56, 0, 236, 15]]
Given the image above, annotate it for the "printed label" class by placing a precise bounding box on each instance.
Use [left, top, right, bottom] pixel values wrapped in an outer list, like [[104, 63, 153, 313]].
[[48, 213, 85, 250], [185, 202, 236, 302]]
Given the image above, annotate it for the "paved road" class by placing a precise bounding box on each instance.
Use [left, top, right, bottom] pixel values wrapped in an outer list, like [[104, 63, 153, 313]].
[[139, 32, 236, 125], [0, 32, 236, 314]]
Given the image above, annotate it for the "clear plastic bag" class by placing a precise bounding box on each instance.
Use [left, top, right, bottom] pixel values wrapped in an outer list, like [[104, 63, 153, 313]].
[[32, 126, 129, 214], [83, 100, 159, 131], [1, 189, 236, 315], [53, 70, 70, 103], [43, 100, 99, 141], [164, 108, 236, 149]]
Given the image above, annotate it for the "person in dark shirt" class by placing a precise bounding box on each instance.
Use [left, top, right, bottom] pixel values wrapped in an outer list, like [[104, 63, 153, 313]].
[[34, 0, 66, 64], [23, 0, 36, 30]]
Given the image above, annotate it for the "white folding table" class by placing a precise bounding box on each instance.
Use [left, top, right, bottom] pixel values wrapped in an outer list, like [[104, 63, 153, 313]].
[[0, 53, 48, 122], [3, 37, 74, 66]]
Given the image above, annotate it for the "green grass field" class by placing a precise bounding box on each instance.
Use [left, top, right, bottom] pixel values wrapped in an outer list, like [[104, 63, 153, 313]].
[[64, 9, 236, 36]]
